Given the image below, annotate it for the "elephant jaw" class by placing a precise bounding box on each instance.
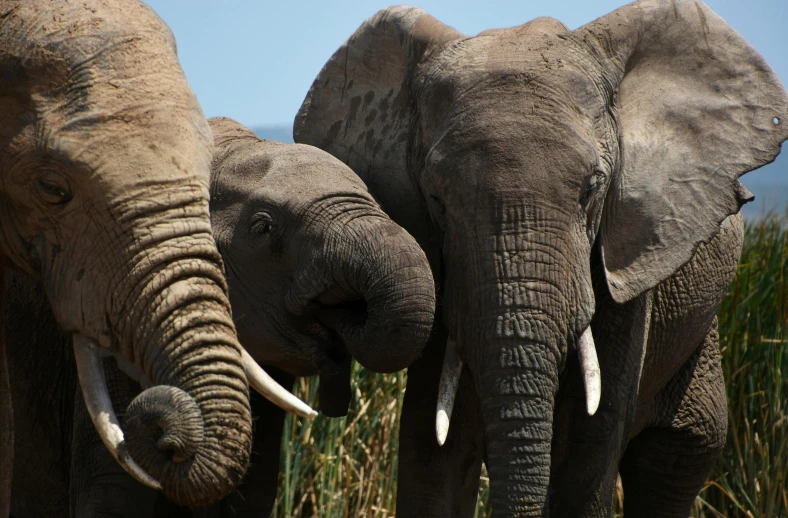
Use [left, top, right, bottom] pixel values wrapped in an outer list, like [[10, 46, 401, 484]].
[[73, 333, 317, 491], [434, 327, 602, 446]]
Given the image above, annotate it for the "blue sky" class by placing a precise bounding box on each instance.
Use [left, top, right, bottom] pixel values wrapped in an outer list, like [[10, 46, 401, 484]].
[[145, 0, 787, 128]]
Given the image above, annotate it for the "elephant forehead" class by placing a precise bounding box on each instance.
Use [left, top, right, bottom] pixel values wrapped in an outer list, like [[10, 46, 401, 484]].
[[254, 144, 371, 195], [212, 142, 373, 208], [422, 27, 607, 122]]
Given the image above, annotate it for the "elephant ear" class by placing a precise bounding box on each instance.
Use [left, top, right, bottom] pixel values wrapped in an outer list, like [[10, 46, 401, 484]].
[[579, 0, 788, 303], [294, 6, 463, 245]]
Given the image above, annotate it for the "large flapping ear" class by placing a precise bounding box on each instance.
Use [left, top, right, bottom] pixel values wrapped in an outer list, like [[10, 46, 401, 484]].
[[578, 0, 788, 303], [294, 6, 463, 243]]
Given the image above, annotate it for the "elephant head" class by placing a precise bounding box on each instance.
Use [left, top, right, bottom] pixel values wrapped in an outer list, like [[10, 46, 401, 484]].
[[295, 0, 788, 513], [0, 0, 308, 508], [209, 117, 436, 416]]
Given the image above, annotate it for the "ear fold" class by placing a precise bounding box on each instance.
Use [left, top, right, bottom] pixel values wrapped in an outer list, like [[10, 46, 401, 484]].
[[294, 6, 463, 244], [579, 0, 788, 303]]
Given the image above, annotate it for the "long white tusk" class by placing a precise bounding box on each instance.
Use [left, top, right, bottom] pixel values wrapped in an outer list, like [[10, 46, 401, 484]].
[[241, 349, 317, 418], [72, 334, 162, 491], [577, 327, 601, 416], [435, 338, 463, 446]]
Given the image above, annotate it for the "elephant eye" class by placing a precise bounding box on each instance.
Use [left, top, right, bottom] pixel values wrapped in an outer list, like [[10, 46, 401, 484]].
[[250, 211, 275, 236], [581, 169, 606, 204], [37, 172, 73, 205]]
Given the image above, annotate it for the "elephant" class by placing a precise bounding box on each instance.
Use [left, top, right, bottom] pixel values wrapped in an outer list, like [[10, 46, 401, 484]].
[[8, 116, 436, 516], [294, 0, 788, 516], [0, 0, 309, 513]]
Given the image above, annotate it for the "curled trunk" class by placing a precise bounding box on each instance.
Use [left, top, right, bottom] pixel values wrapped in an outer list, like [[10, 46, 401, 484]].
[[105, 216, 253, 507], [288, 208, 435, 374]]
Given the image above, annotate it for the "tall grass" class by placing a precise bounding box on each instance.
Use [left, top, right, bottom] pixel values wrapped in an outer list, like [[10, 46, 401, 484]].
[[272, 367, 405, 517], [693, 216, 788, 517], [276, 216, 788, 517]]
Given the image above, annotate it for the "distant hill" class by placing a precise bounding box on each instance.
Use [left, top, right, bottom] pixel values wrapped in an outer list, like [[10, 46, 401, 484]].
[[252, 125, 787, 218], [253, 125, 293, 144]]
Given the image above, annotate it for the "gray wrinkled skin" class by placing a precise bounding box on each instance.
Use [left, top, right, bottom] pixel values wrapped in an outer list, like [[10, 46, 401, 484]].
[[8, 118, 436, 517], [0, 0, 254, 511], [209, 117, 435, 381], [295, 0, 788, 515]]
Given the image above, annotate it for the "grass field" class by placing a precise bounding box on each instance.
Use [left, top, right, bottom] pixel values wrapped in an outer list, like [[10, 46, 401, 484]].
[[273, 216, 788, 517]]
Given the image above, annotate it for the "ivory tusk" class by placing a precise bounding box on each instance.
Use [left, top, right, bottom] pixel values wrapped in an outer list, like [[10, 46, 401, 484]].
[[577, 327, 601, 416], [435, 338, 463, 446], [241, 349, 317, 418], [72, 334, 163, 491]]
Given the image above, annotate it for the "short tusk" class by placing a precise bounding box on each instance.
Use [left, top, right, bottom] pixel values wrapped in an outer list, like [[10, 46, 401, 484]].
[[577, 326, 601, 416], [435, 338, 463, 446], [241, 349, 317, 418], [72, 334, 162, 491]]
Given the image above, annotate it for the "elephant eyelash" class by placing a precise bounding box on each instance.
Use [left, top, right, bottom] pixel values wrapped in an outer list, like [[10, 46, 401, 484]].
[[581, 169, 606, 204], [37, 177, 73, 205], [250, 212, 275, 236]]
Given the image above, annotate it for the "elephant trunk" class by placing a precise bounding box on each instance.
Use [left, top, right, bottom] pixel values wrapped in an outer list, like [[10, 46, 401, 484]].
[[122, 285, 251, 507], [476, 330, 560, 516], [288, 205, 435, 374], [103, 211, 253, 508], [455, 210, 573, 516]]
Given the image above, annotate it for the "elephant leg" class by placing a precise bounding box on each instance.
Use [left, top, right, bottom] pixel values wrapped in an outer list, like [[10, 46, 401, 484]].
[[6, 271, 77, 517], [212, 369, 292, 518], [619, 320, 727, 518], [1, 267, 11, 518], [396, 323, 484, 518], [550, 290, 653, 518], [70, 358, 185, 518]]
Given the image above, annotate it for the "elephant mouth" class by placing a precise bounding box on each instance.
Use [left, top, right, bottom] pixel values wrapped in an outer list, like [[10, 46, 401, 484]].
[[312, 299, 367, 417], [314, 298, 367, 361], [308, 321, 351, 374]]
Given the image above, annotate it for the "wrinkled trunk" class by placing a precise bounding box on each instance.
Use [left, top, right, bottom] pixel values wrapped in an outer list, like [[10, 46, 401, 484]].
[[459, 211, 570, 517], [476, 330, 559, 516], [288, 206, 435, 375], [97, 204, 252, 508], [115, 220, 251, 507]]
